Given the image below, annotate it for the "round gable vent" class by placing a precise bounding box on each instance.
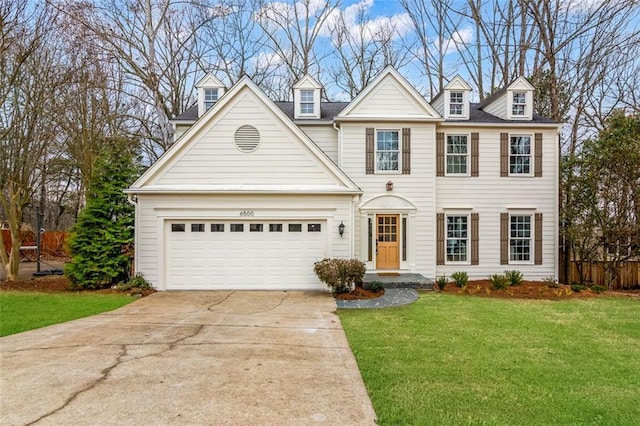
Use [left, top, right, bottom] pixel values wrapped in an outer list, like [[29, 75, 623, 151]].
[[234, 125, 260, 152]]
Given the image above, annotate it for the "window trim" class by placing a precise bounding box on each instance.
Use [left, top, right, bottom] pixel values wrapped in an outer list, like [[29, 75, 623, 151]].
[[508, 134, 533, 176], [444, 133, 470, 176], [449, 91, 464, 116], [509, 213, 534, 264], [203, 88, 218, 111], [374, 128, 401, 174], [511, 91, 527, 116], [445, 214, 470, 264], [299, 89, 315, 115]]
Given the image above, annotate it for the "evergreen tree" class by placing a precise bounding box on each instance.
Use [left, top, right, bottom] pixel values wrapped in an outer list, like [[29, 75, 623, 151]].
[[65, 140, 139, 288]]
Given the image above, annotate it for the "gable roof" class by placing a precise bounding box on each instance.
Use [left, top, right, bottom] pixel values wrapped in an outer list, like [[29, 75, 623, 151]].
[[336, 66, 442, 120], [129, 76, 360, 193]]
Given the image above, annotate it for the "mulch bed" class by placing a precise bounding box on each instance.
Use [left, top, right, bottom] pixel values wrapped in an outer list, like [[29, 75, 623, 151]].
[[2, 276, 637, 301], [0, 276, 155, 297], [439, 280, 640, 300], [335, 286, 385, 300]]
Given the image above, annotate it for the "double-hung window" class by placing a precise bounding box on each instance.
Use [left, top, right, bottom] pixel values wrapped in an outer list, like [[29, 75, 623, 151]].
[[510, 135, 531, 175], [512, 92, 526, 116], [510, 215, 532, 262], [446, 215, 469, 263], [376, 130, 399, 172], [446, 135, 468, 175], [449, 92, 463, 115], [300, 90, 314, 114], [204, 88, 218, 111]]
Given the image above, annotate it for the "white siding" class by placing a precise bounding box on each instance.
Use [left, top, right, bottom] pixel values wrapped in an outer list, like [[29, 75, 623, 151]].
[[135, 193, 354, 290], [432, 95, 444, 116], [300, 124, 339, 163], [154, 89, 343, 187], [346, 78, 431, 117], [341, 123, 437, 277], [482, 94, 508, 120], [436, 126, 558, 280], [174, 124, 191, 141]]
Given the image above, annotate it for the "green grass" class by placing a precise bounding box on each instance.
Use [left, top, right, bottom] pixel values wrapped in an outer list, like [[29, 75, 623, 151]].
[[0, 292, 136, 337], [339, 294, 640, 425]]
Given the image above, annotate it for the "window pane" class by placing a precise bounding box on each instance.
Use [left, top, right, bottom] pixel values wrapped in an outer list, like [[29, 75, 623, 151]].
[[250, 224, 263, 232], [288, 224, 302, 232], [171, 224, 185, 232], [211, 224, 224, 232], [446, 135, 468, 174], [269, 224, 282, 232], [300, 90, 314, 102], [191, 224, 204, 232], [446, 215, 468, 262], [230, 224, 244, 232], [308, 223, 321, 232], [402, 217, 407, 261], [301, 103, 314, 114], [509, 215, 532, 261], [509, 136, 532, 174]]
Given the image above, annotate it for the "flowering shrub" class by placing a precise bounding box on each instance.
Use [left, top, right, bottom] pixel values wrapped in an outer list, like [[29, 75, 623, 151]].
[[313, 258, 366, 295]]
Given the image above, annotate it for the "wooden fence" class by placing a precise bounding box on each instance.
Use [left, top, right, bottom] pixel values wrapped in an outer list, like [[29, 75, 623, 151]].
[[1, 230, 69, 259], [568, 260, 640, 289]]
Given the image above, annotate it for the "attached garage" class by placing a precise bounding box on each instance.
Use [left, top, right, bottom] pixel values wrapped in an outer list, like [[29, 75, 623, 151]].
[[165, 219, 327, 290]]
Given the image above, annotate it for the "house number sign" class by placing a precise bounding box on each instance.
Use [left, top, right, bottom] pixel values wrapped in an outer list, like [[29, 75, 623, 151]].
[[239, 210, 254, 216]]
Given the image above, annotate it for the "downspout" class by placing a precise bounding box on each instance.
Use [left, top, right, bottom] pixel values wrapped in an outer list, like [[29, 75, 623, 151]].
[[127, 194, 139, 277], [334, 120, 356, 258]]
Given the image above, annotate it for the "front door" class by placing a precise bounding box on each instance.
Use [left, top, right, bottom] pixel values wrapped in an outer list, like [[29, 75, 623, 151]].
[[376, 214, 400, 269]]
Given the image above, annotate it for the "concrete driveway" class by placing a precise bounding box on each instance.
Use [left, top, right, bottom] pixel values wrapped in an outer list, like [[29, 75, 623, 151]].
[[0, 291, 377, 425]]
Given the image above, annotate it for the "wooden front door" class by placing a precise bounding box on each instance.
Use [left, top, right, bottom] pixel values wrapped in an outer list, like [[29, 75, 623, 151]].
[[376, 214, 400, 269]]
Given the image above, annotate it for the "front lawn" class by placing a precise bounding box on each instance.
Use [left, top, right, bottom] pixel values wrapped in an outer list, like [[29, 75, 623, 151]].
[[339, 294, 640, 425], [0, 292, 136, 337]]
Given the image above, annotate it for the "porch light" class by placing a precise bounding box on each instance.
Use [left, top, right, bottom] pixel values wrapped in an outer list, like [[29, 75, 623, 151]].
[[386, 180, 393, 191], [338, 221, 345, 237]]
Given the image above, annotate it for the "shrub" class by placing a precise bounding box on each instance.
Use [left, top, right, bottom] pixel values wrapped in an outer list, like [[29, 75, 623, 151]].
[[489, 274, 509, 290], [117, 273, 154, 292], [504, 270, 524, 286], [369, 281, 384, 292], [313, 258, 366, 295], [436, 275, 448, 290], [591, 285, 607, 293], [542, 276, 560, 288], [451, 271, 468, 288], [571, 284, 586, 292]]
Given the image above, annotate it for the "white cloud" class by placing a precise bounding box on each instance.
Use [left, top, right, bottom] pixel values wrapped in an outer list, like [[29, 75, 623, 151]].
[[439, 27, 474, 55], [250, 51, 285, 69], [320, 0, 412, 42]]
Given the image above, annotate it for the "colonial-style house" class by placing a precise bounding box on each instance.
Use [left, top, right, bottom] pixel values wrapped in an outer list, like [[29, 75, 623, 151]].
[[126, 67, 561, 290]]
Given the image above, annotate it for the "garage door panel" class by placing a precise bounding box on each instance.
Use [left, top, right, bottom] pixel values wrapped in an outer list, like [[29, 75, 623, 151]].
[[166, 220, 327, 290]]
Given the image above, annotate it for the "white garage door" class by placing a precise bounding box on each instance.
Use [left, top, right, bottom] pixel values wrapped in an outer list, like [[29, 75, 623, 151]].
[[166, 220, 327, 290]]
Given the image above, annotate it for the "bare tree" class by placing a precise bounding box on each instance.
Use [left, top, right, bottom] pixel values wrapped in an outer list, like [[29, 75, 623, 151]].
[[53, 0, 216, 160], [0, 2, 64, 280], [255, 0, 340, 99], [328, 3, 410, 98]]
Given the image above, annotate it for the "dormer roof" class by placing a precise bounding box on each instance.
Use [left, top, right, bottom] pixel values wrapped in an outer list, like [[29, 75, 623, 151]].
[[478, 76, 534, 121], [195, 73, 225, 88], [293, 74, 323, 90]]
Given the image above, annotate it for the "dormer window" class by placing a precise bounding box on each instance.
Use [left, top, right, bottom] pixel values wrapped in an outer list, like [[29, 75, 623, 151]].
[[512, 92, 526, 116], [204, 88, 218, 111], [196, 73, 226, 117], [449, 92, 464, 115], [300, 90, 314, 114], [293, 75, 322, 119]]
